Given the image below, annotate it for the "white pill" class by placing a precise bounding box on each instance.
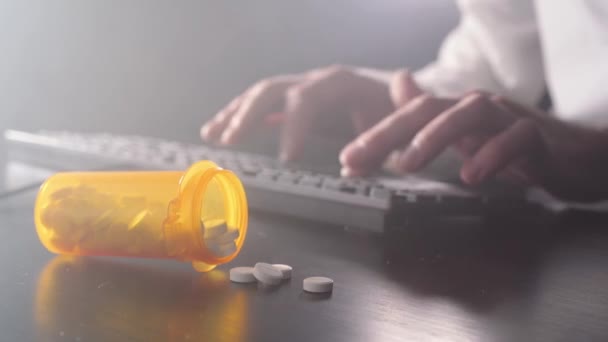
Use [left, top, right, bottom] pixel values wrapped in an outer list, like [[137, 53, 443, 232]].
[[253, 263, 283, 285], [204, 223, 228, 239], [205, 227, 240, 245], [208, 241, 237, 258], [303, 277, 334, 293], [229, 267, 256, 283], [272, 264, 293, 280]]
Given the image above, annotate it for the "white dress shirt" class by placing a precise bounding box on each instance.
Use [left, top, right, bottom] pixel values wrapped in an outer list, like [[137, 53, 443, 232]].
[[414, 0, 608, 127], [408, 0, 608, 208]]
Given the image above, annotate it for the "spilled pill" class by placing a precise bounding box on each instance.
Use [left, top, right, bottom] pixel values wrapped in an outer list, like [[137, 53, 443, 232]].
[[272, 264, 292, 280], [253, 262, 283, 285], [208, 241, 237, 258], [204, 223, 229, 239], [229, 267, 256, 283], [303, 277, 333, 293], [205, 227, 240, 245]]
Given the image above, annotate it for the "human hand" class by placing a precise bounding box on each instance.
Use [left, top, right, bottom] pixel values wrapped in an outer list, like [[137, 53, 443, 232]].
[[340, 89, 608, 202], [201, 66, 422, 161]]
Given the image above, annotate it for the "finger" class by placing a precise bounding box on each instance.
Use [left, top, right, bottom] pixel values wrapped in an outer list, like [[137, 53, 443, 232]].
[[339, 95, 456, 171], [460, 118, 539, 184], [390, 69, 423, 108], [493, 95, 563, 134], [340, 167, 368, 177], [201, 96, 243, 142], [396, 93, 514, 172], [492, 95, 547, 119], [280, 66, 359, 161], [453, 135, 487, 158], [495, 168, 531, 185], [342, 148, 405, 177], [264, 112, 286, 126], [351, 111, 371, 134], [496, 163, 536, 186], [220, 76, 298, 145]]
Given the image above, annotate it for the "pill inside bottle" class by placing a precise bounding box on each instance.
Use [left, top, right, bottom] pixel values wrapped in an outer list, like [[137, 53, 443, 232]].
[[34, 161, 248, 272]]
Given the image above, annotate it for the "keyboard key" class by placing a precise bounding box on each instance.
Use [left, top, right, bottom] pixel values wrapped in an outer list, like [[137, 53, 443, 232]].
[[222, 159, 240, 170], [298, 175, 322, 187], [256, 169, 278, 181], [239, 164, 261, 176], [322, 178, 368, 195], [395, 191, 417, 203], [417, 194, 441, 204], [370, 187, 392, 200], [321, 178, 343, 191], [187, 148, 209, 162], [276, 173, 301, 184]]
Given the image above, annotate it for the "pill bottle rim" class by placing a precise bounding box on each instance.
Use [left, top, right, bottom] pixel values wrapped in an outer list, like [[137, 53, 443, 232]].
[[173, 161, 248, 270], [34, 175, 63, 254]]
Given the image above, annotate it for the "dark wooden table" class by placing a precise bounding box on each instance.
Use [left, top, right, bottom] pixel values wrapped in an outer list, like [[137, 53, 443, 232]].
[[1, 161, 608, 342]]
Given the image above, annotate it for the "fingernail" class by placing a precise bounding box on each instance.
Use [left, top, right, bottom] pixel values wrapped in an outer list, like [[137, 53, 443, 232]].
[[398, 146, 421, 172], [342, 167, 369, 178], [340, 167, 355, 177], [463, 165, 484, 184]]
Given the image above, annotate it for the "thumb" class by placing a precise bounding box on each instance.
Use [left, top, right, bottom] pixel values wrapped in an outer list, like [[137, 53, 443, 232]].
[[390, 69, 423, 108]]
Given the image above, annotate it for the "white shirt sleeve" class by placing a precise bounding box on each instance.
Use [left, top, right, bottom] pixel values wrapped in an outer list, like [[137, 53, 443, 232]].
[[414, 0, 546, 106]]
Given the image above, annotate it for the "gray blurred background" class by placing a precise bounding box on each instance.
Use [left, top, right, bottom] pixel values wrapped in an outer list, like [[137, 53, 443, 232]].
[[0, 0, 458, 143]]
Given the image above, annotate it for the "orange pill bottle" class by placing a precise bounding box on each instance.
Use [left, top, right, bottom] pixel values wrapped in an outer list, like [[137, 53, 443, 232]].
[[34, 161, 248, 272]]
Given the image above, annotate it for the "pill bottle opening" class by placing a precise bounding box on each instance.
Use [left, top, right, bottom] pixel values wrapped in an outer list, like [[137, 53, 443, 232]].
[[185, 162, 247, 271], [34, 175, 61, 254]]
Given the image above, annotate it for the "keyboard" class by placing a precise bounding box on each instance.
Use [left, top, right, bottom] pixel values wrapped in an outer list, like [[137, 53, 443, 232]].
[[3, 129, 534, 231]]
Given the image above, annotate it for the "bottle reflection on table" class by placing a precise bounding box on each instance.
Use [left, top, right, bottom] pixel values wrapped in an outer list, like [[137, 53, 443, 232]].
[[35, 256, 249, 341]]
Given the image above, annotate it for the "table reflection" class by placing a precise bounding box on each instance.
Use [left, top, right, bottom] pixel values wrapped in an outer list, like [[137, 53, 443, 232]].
[[35, 256, 249, 341]]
